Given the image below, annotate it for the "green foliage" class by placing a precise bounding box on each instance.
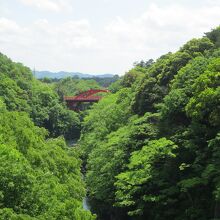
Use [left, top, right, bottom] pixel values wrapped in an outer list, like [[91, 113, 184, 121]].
[[80, 88, 134, 158], [81, 28, 220, 220], [0, 208, 34, 220], [54, 77, 101, 99], [0, 53, 80, 138], [134, 59, 154, 68], [120, 69, 144, 88], [180, 37, 214, 56], [186, 58, 220, 126], [0, 99, 6, 112], [132, 36, 214, 115], [0, 111, 95, 219], [0, 53, 96, 219], [108, 79, 123, 93], [83, 113, 158, 218], [0, 75, 30, 112], [85, 75, 120, 88], [115, 138, 177, 216], [206, 26, 220, 48], [1, 26, 220, 220]]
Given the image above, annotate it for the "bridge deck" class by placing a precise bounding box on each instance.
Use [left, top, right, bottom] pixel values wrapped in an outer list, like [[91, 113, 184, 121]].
[[64, 89, 109, 110], [64, 96, 102, 102]]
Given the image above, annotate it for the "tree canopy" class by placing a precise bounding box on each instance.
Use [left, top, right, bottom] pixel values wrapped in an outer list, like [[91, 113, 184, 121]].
[[0, 53, 95, 219], [80, 26, 220, 220]]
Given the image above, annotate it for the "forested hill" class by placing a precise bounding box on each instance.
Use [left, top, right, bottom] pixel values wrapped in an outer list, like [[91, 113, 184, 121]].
[[0, 54, 95, 219], [35, 70, 114, 79], [0, 25, 220, 220], [80, 26, 220, 220]]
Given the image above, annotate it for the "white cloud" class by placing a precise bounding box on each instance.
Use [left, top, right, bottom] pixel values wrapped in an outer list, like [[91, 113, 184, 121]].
[[0, 17, 95, 48], [0, 18, 22, 33], [98, 3, 220, 73], [31, 19, 96, 50], [0, 4, 10, 17], [0, 2, 220, 74], [104, 3, 220, 52], [0, 17, 96, 70], [19, 0, 72, 12]]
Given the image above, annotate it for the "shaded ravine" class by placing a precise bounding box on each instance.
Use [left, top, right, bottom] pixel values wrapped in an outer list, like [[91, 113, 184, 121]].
[[67, 138, 92, 211]]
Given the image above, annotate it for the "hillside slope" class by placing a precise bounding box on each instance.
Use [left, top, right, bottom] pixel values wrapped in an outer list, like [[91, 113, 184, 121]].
[[0, 54, 95, 219], [80, 26, 220, 220]]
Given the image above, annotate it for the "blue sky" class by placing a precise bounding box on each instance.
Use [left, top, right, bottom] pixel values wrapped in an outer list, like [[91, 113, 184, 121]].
[[0, 0, 220, 74]]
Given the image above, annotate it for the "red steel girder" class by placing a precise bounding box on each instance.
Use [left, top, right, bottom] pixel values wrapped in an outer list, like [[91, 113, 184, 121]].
[[64, 89, 109, 102]]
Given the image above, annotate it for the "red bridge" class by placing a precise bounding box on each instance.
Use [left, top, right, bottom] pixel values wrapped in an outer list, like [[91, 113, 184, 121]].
[[64, 89, 110, 111]]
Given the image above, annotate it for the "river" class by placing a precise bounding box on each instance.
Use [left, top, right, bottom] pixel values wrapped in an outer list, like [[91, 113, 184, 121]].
[[83, 197, 91, 210], [67, 138, 91, 211]]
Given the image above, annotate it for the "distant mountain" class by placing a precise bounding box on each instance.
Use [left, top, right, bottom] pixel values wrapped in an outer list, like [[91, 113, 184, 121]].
[[34, 71, 115, 79]]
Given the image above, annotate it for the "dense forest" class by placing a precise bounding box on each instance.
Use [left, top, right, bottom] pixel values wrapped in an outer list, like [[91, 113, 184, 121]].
[[0, 26, 219, 220], [40, 75, 120, 89], [80, 26, 220, 220], [0, 54, 95, 219]]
